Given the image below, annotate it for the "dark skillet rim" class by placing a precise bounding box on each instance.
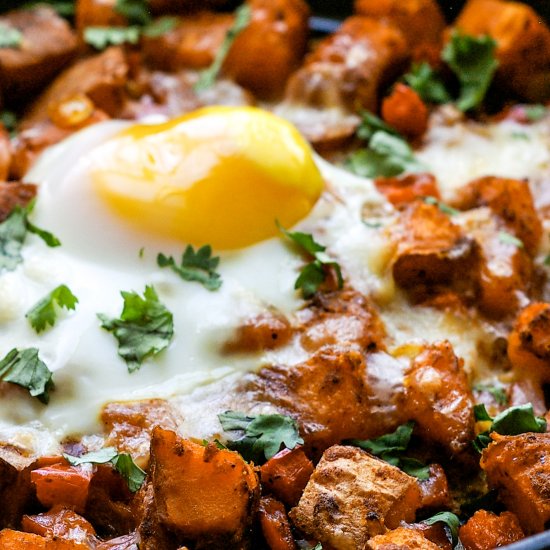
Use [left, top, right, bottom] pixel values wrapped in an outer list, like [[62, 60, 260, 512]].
[[308, 4, 550, 550]]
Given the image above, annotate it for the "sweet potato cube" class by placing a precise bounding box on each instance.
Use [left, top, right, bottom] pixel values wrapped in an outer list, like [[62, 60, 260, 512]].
[[290, 445, 421, 550], [149, 428, 259, 545], [459, 510, 524, 550], [481, 433, 550, 534], [367, 526, 440, 549], [0, 529, 83, 549]]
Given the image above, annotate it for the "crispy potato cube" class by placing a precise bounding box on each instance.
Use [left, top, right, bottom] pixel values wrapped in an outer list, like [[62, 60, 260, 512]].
[[481, 433, 550, 534], [290, 445, 421, 549]]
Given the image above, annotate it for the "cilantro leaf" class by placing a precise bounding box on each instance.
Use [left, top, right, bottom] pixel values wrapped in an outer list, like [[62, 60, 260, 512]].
[[142, 16, 178, 38], [473, 403, 547, 452], [403, 62, 452, 104], [84, 26, 140, 50], [111, 453, 147, 492], [26, 284, 79, 333], [442, 32, 499, 112], [498, 231, 524, 249], [347, 422, 430, 480], [278, 224, 343, 299], [0, 110, 17, 135], [473, 383, 508, 406], [195, 4, 252, 92], [544, 254, 550, 267], [356, 111, 400, 142], [0, 22, 22, 48], [524, 104, 546, 122], [422, 511, 461, 548], [114, 0, 151, 26], [424, 196, 460, 216], [218, 411, 304, 464], [98, 285, 174, 373], [0, 348, 54, 404], [157, 245, 222, 291], [64, 447, 146, 493]]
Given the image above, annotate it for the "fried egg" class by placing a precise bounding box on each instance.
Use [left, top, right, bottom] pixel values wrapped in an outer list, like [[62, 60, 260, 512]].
[[0, 105, 548, 447]]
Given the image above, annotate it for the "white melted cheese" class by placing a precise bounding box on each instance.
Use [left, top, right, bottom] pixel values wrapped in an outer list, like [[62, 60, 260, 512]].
[[1, 111, 549, 448]]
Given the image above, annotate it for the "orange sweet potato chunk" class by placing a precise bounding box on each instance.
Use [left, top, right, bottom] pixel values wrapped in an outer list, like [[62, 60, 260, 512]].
[[459, 510, 524, 550], [0, 529, 84, 549], [149, 428, 259, 545], [481, 433, 550, 534], [367, 526, 441, 549]]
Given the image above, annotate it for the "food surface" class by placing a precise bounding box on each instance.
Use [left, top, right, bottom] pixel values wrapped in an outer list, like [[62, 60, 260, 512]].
[[0, 1, 549, 549]]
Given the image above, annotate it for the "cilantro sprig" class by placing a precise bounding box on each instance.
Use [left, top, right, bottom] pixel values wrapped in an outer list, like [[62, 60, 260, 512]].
[[473, 403, 547, 452], [218, 411, 304, 464], [347, 421, 430, 480], [422, 511, 461, 548], [64, 447, 146, 493], [0, 22, 22, 48], [278, 223, 343, 299], [347, 112, 425, 178], [0, 348, 54, 404], [98, 285, 174, 373], [0, 202, 60, 273], [403, 62, 451, 105], [114, 0, 150, 26], [194, 3, 252, 92], [26, 285, 78, 333], [157, 245, 222, 291], [84, 26, 140, 49]]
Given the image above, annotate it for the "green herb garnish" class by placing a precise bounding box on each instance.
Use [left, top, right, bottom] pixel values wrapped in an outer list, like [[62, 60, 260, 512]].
[[0, 22, 22, 48], [194, 4, 252, 92], [84, 26, 141, 49], [423, 195, 460, 216], [473, 403, 547, 452], [278, 223, 343, 299], [523, 104, 546, 122], [114, 0, 151, 25], [347, 421, 430, 480], [442, 32, 499, 112], [473, 383, 508, 406], [498, 231, 524, 249], [218, 411, 304, 464], [26, 285, 78, 333], [64, 447, 146, 493], [0, 348, 54, 404], [98, 285, 174, 373], [403, 62, 451, 104], [422, 511, 461, 548], [157, 245, 222, 291]]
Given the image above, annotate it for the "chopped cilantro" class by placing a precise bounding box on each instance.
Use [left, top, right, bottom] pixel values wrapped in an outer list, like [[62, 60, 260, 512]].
[[544, 254, 550, 267], [84, 26, 141, 50], [0, 22, 22, 48], [347, 422, 430, 480], [423, 195, 459, 216], [218, 411, 304, 464], [511, 131, 529, 140], [442, 32, 499, 112], [523, 104, 546, 122], [26, 284, 79, 333], [422, 511, 461, 548], [356, 111, 400, 142], [403, 62, 451, 104], [0, 348, 54, 404], [114, 0, 151, 26], [312, 545, 323, 550], [278, 223, 343, 299], [0, 203, 60, 273], [0, 110, 17, 135], [142, 16, 178, 38], [64, 447, 146, 493], [194, 4, 252, 92], [157, 245, 222, 291], [473, 403, 547, 452], [98, 285, 174, 373], [473, 383, 508, 406], [498, 231, 524, 249]]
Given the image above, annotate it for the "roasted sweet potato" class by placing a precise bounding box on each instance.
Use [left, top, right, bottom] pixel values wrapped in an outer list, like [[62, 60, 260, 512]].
[[381, 83, 429, 139], [481, 432, 550, 534], [354, 0, 445, 51], [290, 445, 421, 549], [375, 173, 440, 208], [22, 508, 96, 544], [0, 7, 77, 102], [147, 429, 259, 547], [417, 464, 451, 510], [142, 12, 233, 71], [401, 341, 475, 454], [391, 202, 476, 290], [75, 0, 126, 35], [101, 399, 181, 468], [246, 347, 403, 457], [0, 529, 84, 549], [456, 176, 542, 255], [508, 303, 550, 383], [367, 526, 441, 549], [454, 0, 550, 101], [0, 125, 12, 181], [260, 446, 313, 507], [295, 289, 386, 353], [223, 310, 292, 353], [459, 510, 524, 550], [0, 181, 36, 222], [258, 497, 296, 550], [285, 16, 408, 112]]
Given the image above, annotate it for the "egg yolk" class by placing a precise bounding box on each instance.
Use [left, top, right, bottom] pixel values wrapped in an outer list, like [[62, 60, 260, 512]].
[[92, 106, 324, 250]]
